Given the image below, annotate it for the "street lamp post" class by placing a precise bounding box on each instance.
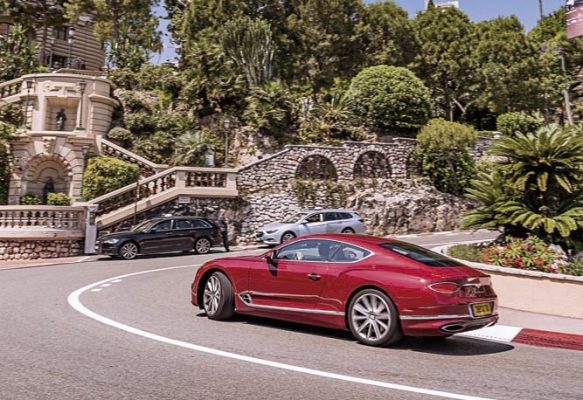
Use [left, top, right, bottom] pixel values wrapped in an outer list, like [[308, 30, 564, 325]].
[[558, 48, 574, 126], [67, 26, 75, 68], [24, 78, 33, 129], [76, 80, 86, 130], [223, 117, 230, 167]]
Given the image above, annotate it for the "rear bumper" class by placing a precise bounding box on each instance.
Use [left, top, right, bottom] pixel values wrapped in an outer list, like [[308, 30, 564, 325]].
[[400, 314, 498, 337]]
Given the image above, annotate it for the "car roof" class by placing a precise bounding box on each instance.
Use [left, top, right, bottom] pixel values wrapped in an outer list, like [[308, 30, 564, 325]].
[[148, 216, 208, 222], [300, 209, 357, 214], [287, 234, 394, 248]]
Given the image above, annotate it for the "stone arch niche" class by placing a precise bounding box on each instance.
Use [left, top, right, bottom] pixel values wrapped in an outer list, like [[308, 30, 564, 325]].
[[353, 151, 391, 179], [22, 154, 73, 202], [295, 154, 338, 180]]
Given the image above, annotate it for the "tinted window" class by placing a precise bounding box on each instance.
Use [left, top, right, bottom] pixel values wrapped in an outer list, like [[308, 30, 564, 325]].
[[153, 220, 173, 232], [276, 239, 334, 261], [176, 220, 193, 230], [380, 243, 464, 267], [339, 212, 353, 220], [305, 213, 322, 223], [192, 219, 212, 228], [330, 243, 371, 262], [324, 212, 339, 221]]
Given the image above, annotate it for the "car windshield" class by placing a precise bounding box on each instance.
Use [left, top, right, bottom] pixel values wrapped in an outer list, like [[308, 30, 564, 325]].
[[131, 220, 154, 232], [281, 213, 307, 223], [380, 242, 465, 267]]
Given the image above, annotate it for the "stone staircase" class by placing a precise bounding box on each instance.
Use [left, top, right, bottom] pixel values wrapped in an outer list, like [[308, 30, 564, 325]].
[[98, 138, 168, 178]]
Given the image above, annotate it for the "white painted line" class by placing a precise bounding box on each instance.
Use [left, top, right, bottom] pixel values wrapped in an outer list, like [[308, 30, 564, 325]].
[[100, 283, 112, 287], [90, 288, 102, 292], [68, 265, 496, 400], [458, 326, 522, 343], [111, 279, 123, 283]]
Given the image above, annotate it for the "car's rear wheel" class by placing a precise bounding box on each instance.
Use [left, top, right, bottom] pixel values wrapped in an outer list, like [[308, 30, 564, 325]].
[[119, 242, 139, 260], [195, 237, 212, 254], [203, 272, 235, 320], [348, 289, 402, 346], [281, 232, 296, 243], [342, 227, 355, 234]]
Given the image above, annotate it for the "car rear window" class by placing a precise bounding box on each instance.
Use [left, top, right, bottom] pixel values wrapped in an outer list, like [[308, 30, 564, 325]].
[[379, 243, 465, 267]]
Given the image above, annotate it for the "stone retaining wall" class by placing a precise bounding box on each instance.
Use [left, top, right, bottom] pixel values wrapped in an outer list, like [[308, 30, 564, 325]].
[[0, 239, 84, 261]]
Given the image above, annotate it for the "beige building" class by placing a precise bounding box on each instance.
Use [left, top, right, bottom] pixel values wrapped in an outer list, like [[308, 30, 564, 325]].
[[1, 72, 117, 204]]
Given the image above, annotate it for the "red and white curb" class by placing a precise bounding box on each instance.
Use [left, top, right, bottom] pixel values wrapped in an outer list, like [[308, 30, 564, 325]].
[[458, 324, 583, 351]]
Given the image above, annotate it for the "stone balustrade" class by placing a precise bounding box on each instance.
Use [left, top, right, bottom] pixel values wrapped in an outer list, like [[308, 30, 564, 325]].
[[0, 77, 23, 100], [100, 138, 167, 178], [0, 206, 85, 230]]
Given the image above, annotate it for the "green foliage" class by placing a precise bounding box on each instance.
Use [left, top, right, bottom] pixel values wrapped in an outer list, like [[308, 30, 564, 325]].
[[19, 194, 42, 205], [222, 16, 275, 87], [463, 125, 583, 248], [106, 127, 135, 147], [412, 119, 478, 195], [243, 81, 296, 137], [47, 193, 71, 206], [483, 236, 566, 273], [0, 142, 9, 205], [132, 131, 175, 164], [496, 112, 544, 136], [172, 129, 224, 167], [0, 24, 39, 81], [561, 259, 583, 277], [347, 65, 431, 132], [447, 244, 483, 263], [82, 156, 139, 200]]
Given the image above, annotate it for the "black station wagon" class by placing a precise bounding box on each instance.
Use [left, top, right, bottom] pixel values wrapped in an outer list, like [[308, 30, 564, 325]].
[[97, 217, 222, 260]]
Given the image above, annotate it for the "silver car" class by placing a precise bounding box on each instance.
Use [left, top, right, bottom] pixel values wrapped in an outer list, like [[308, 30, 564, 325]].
[[256, 209, 367, 245]]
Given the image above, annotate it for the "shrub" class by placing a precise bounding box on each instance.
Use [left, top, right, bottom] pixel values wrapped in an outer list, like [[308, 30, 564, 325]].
[[447, 244, 483, 262], [347, 65, 431, 132], [106, 127, 135, 147], [47, 193, 71, 206], [412, 119, 478, 196], [19, 194, 41, 205], [82, 156, 139, 200], [482, 236, 567, 273], [124, 112, 156, 134], [561, 259, 583, 276], [496, 112, 543, 136]]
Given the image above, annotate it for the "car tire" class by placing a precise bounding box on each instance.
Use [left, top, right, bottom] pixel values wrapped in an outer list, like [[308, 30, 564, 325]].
[[203, 272, 235, 321], [342, 227, 355, 234], [280, 232, 296, 243], [347, 288, 402, 347], [194, 237, 212, 254], [118, 242, 139, 260]]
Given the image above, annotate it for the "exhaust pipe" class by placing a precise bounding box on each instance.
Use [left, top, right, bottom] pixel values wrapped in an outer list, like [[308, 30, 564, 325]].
[[441, 324, 465, 333]]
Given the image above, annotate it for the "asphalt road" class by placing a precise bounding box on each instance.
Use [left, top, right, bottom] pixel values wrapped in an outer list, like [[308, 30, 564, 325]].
[[1, 231, 582, 400]]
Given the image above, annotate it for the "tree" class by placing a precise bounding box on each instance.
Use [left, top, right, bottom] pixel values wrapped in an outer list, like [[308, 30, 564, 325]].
[[473, 16, 542, 114], [412, 6, 477, 120], [243, 81, 296, 137], [222, 17, 275, 87], [67, 0, 162, 70], [0, 24, 39, 81], [5, 0, 66, 66], [172, 129, 224, 167], [358, 1, 417, 68], [411, 119, 478, 196], [496, 112, 544, 136], [347, 65, 431, 132]]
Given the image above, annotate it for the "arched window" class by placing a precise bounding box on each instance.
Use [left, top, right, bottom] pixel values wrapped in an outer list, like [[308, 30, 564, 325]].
[[295, 155, 337, 180], [353, 151, 391, 179]]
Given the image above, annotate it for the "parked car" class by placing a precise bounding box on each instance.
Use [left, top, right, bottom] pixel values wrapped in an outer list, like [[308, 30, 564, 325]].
[[256, 209, 366, 245], [191, 234, 498, 347], [97, 217, 222, 260]]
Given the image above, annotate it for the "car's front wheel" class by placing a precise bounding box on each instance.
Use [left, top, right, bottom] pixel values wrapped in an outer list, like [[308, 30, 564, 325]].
[[118, 242, 139, 260], [195, 237, 212, 254], [203, 272, 235, 320], [342, 227, 355, 234], [281, 232, 296, 243], [347, 289, 402, 346]]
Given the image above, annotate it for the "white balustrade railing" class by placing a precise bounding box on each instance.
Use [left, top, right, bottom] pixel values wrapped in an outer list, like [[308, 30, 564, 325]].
[[0, 206, 86, 230]]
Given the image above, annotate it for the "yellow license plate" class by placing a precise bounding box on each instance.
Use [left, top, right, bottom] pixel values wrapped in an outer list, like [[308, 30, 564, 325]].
[[471, 302, 493, 318]]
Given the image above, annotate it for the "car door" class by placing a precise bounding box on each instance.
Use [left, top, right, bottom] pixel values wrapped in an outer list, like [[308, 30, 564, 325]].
[[139, 220, 175, 253], [246, 239, 332, 311], [324, 212, 343, 233], [174, 219, 196, 251], [297, 212, 327, 236]]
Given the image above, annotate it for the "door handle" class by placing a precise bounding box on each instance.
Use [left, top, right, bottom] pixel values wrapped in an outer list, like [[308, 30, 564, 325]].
[[307, 273, 321, 281]]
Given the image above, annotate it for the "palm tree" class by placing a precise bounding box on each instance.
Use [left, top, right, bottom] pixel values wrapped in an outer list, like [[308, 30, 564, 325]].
[[172, 130, 215, 167]]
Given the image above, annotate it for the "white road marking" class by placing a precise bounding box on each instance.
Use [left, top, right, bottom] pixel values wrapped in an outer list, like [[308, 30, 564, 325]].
[[90, 288, 102, 292], [68, 265, 496, 400], [458, 326, 522, 343], [100, 283, 112, 287], [110, 279, 123, 283]]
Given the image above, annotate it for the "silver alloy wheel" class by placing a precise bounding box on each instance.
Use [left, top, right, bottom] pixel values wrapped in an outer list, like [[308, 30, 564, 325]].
[[203, 275, 221, 315], [120, 242, 138, 260], [196, 238, 211, 254], [351, 293, 392, 342], [281, 232, 295, 243]]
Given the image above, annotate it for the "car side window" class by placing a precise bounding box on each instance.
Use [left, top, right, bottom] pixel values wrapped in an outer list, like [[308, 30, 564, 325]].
[[340, 212, 353, 220], [324, 212, 338, 221], [330, 243, 371, 263], [305, 213, 322, 223], [154, 220, 173, 232], [275, 240, 334, 262], [192, 219, 212, 228], [176, 219, 193, 230]]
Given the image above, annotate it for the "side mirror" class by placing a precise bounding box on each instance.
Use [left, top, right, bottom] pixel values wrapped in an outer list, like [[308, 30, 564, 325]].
[[301, 221, 308, 225], [265, 252, 278, 266]]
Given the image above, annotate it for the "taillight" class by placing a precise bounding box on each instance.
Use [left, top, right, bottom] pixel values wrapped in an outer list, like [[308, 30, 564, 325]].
[[428, 282, 460, 295]]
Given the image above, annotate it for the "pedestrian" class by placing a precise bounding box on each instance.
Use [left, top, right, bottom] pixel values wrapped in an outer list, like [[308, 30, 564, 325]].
[[217, 208, 230, 252]]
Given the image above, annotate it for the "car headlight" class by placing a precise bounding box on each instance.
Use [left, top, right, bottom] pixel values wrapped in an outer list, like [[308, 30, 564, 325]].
[[265, 229, 278, 234], [103, 238, 120, 244]]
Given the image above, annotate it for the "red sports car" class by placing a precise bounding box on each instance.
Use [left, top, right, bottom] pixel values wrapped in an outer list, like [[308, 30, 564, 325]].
[[191, 234, 498, 346]]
